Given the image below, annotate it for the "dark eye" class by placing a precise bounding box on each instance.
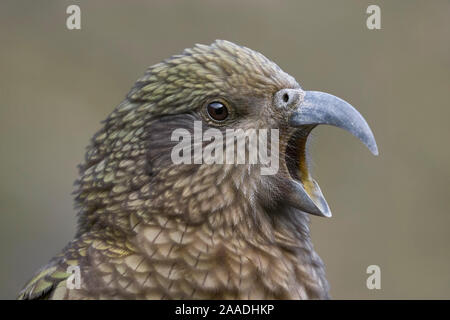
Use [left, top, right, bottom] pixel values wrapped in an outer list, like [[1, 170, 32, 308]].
[[206, 101, 229, 121]]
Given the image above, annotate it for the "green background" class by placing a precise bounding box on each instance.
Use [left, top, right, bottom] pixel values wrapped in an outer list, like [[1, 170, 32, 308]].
[[1, 0, 449, 299]]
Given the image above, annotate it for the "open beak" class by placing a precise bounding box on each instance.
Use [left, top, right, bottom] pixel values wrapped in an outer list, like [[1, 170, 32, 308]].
[[285, 91, 378, 217]]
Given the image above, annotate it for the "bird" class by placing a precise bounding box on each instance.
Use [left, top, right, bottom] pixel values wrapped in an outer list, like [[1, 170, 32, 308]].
[[18, 40, 378, 300]]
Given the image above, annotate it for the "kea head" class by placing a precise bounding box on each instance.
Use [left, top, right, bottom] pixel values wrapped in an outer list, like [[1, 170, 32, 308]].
[[75, 40, 377, 241]]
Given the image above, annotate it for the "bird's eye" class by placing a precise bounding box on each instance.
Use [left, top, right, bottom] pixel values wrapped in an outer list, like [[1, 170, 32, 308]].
[[206, 101, 229, 121]]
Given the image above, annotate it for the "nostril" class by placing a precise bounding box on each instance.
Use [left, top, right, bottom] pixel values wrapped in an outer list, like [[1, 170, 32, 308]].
[[283, 93, 289, 103]]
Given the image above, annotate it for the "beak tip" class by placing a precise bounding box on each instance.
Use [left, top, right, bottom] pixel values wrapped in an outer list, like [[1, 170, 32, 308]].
[[368, 138, 379, 156], [322, 210, 332, 218], [370, 144, 379, 156], [362, 128, 379, 156]]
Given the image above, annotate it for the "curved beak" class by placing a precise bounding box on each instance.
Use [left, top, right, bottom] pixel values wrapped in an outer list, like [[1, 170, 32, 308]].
[[286, 90, 378, 217]]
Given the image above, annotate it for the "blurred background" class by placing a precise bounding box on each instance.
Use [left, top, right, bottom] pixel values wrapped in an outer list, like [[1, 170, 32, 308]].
[[0, 0, 449, 299]]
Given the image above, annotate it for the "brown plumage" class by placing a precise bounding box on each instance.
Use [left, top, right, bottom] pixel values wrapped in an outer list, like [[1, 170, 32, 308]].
[[18, 40, 377, 300]]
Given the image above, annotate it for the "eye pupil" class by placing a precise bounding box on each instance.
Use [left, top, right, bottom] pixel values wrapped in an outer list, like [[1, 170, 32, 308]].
[[207, 101, 228, 121]]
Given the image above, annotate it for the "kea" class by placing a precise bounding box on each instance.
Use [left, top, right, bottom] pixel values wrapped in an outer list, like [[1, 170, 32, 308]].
[[18, 40, 377, 300]]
